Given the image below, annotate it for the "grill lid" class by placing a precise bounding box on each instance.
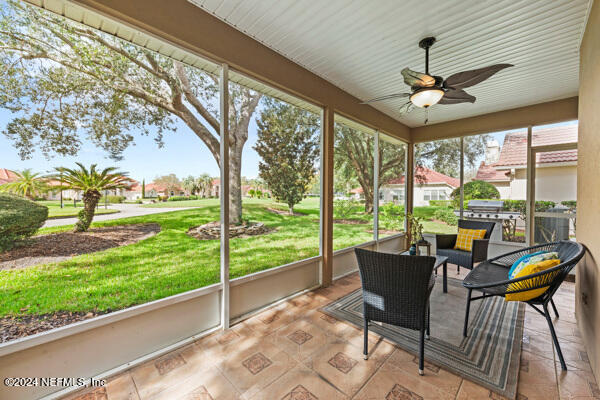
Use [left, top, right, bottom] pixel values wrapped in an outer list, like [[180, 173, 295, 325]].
[[468, 200, 504, 211]]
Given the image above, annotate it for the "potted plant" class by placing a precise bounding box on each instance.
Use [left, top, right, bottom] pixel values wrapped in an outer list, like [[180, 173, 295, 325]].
[[407, 213, 424, 255]]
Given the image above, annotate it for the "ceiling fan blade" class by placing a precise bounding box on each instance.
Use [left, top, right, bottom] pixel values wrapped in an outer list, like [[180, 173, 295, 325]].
[[438, 89, 476, 105], [401, 68, 435, 88], [443, 64, 513, 89], [398, 101, 414, 114], [360, 93, 410, 104]]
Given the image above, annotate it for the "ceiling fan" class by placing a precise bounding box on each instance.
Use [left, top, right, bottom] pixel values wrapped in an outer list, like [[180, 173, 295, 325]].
[[362, 37, 513, 121]]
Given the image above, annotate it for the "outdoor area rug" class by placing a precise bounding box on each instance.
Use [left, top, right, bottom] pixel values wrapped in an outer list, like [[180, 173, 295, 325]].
[[321, 276, 525, 399]]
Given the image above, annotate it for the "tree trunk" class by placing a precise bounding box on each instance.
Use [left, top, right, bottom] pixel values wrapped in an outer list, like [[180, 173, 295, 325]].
[[75, 189, 101, 232], [229, 144, 243, 224]]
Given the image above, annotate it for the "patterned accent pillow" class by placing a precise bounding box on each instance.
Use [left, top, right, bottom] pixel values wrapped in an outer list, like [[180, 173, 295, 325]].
[[508, 251, 545, 278], [506, 259, 561, 301], [454, 228, 486, 252], [509, 251, 559, 279]]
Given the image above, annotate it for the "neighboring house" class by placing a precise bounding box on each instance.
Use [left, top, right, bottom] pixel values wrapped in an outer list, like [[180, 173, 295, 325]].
[[0, 168, 18, 185], [127, 182, 185, 199], [476, 124, 577, 203], [380, 166, 459, 207], [347, 167, 459, 206], [211, 179, 220, 198]]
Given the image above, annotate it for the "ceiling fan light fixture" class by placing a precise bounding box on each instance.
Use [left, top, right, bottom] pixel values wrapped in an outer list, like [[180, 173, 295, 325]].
[[409, 87, 444, 108]]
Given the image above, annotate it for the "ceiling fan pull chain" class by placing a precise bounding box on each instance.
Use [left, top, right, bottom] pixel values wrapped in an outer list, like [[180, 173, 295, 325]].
[[424, 108, 429, 124]]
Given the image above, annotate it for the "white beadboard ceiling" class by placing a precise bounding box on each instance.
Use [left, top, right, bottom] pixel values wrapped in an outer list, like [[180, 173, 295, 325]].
[[189, 0, 592, 127]]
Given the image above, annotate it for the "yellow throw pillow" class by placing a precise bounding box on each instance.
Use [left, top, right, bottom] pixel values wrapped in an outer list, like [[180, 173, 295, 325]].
[[505, 259, 561, 301], [454, 228, 486, 252]]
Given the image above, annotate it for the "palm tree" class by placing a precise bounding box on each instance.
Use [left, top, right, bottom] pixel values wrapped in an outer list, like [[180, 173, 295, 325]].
[[53, 163, 130, 232], [196, 173, 213, 198], [0, 169, 48, 199], [182, 175, 199, 195]]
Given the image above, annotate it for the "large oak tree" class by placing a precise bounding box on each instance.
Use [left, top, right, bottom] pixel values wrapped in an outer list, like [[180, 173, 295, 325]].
[[0, 0, 260, 223]]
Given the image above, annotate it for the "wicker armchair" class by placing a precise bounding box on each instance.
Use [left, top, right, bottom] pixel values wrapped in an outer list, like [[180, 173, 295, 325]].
[[435, 219, 496, 273], [462, 240, 585, 370], [355, 248, 436, 375]]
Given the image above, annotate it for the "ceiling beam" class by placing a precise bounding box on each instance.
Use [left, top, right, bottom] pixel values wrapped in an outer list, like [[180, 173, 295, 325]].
[[410, 97, 578, 142], [70, 0, 411, 141]]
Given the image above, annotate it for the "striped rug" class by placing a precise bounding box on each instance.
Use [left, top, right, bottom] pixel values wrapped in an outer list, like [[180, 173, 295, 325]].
[[321, 276, 524, 399]]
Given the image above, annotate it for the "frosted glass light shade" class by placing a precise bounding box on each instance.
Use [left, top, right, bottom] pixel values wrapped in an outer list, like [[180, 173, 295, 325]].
[[410, 88, 444, 108]]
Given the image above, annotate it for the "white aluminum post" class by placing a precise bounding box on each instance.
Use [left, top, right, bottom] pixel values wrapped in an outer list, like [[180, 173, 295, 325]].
[[219, 64, 230, 329], [373, 131, 379, 245], [525, 126, 534, 246], [319, 108, 325, 285], [459, 137, 464, 219]]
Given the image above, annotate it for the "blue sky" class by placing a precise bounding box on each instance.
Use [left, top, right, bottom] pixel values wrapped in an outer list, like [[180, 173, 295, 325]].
[[0, 107, 263, 183]]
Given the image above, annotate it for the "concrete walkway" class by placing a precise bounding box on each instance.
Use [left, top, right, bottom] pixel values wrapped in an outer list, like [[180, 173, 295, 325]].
[[43, 203, 199, 227]]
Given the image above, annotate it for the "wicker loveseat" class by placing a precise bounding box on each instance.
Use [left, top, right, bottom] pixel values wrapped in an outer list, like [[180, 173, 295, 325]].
[[462, 240, 585, 370]]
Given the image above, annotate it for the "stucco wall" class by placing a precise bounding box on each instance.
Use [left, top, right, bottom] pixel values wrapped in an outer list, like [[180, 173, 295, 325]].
[[535, 165, 577, 203], [576, 0, 600, 382]]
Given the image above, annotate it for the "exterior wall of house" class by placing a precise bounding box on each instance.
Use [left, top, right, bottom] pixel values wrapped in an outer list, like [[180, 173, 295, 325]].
[[577, 0, 600, 383], [535, 165, 577, 203], [493, 165, 577, 203], [413, 184, 453, 207]]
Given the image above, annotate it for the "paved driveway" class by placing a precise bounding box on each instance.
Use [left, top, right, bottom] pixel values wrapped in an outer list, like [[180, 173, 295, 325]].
[[43, 203, 199, 227]]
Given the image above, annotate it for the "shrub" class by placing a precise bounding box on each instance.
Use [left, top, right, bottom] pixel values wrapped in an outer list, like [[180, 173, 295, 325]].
[[167, 196, 189, 202], [561, 200, 576, 210], [99, 195, 125, 204], [0, 193, 48, 251], [433, 208, 458, 226], [429, 200, 453, 208], [379, 202, 404, 231], [451, 180, 500, 201], [333, 199, 360, 220]]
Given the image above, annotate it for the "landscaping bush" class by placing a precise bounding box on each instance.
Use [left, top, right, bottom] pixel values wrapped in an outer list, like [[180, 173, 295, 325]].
[[429, 200, 453, 208], [561, 200, 576, 210], [99, 195, 125, 204], [333, 199, 360, 220], [451, 180, 500, 201], [433, 208, 458, 226], [379, 202, 404, 231], [167, 196, 189, 202], [0, 193, 48, 251]]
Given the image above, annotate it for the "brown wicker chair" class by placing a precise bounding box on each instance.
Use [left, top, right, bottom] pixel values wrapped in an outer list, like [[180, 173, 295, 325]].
[[355, 248, 436, 375]]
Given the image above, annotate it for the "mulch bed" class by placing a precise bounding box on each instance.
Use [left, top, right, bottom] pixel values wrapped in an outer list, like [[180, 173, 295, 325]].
[[311, 218, 368, 224], [187, 221, 275, 240], [1, 311, 110, 343], [0, 223, 161, 270]]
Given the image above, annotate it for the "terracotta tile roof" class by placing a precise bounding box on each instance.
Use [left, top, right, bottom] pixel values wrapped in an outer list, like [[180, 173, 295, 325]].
[[475, 162, 510, 182], [495, 125, 578, 167], [0, 168, 18, 185], [385, 166, 460, 188]]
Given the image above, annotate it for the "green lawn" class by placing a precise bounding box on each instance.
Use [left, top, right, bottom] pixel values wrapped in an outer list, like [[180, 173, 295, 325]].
[[37, 200, 120, 218], [1, 198, 455, 317]]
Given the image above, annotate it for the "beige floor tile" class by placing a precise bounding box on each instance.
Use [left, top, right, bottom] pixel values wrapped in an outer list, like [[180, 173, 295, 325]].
[[248, 365, 347, 400], [105, 373, 139, 400], [242, 306, 299, 335], [353, 361, 455, 400], [146, 365, 240, 400], [455, 379, 504, 400], [267, 318, 335, 362], [131, 349, 201, 399], [304, 337, 394, 396], [517, 358, 559, 400], [383, 348, 462, 396], [301, 309, 354, 337], [556, 368, 599, 399], [217, 338, 297, 399]]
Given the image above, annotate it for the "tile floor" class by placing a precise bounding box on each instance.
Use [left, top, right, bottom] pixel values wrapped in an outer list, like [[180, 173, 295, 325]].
[[67, 267, 597, 400]]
